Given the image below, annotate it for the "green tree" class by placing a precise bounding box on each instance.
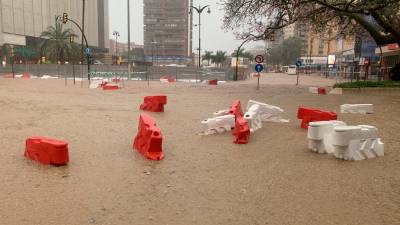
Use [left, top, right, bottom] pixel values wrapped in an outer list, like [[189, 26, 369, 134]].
[[267, 37, 302, 66], [202, 51, 214, 66], [211, 51, 227, 68], [231, 48, 254, 61], [40, 20, 78, 63], [223, 0, 400, 77]]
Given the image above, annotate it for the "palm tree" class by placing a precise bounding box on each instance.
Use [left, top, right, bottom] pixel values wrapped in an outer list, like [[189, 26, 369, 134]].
[[40, 20, 78, 63], [202, 51, 213, 66], [211, 51, 227, 68]]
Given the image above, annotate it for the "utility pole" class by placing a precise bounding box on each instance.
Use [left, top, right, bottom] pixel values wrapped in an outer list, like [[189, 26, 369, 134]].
[[127, 0, 131, 80], [81, 0, 86, 64]]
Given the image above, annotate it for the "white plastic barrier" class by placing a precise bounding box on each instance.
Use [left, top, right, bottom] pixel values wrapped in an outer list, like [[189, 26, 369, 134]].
[[307, 121, 384, 160], [244, 104, 263, 132], [309, 87, 319, 94], [246, 100, 289, 123], [201, 114, 235, 135], [308, 121, 347, 153], [213, 109, 230, 117], [331, 125, 384, 160], [341, 104, 374, 114], [89, 80, 103, 89]]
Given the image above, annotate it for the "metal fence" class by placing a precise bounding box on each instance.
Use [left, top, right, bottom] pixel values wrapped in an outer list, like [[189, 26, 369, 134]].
[[0, 64, 244, 82]]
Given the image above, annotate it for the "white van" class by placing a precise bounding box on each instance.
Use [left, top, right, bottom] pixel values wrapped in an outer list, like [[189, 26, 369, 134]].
[[287, 65, 297, 75]]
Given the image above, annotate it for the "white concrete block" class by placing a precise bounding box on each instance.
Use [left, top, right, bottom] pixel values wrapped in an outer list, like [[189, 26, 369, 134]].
[[201, 114, 235, 135], [308, 120, 347, 153], [246, 100, 289, 123], [341, 104, 374, 114]]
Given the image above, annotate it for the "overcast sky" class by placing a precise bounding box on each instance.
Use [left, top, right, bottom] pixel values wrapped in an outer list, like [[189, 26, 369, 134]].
[[108, 0, 262, 54]]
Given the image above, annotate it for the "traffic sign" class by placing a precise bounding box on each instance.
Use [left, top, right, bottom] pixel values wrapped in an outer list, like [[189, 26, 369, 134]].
[[296, 60, 302, 67], [255, 64, 264, 73], [255, 55, 264, 64], [85, 48, 92, 55]]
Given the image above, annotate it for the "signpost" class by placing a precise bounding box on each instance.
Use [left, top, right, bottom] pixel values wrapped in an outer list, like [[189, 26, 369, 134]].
[[296, 60, 302, 86], [254, 55, 265, 90], [255, 55, 264, 64]]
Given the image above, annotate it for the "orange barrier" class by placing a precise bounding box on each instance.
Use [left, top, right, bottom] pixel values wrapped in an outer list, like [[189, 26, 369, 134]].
[[160, 76, 176, 83], [25, 137, 69, 166], [22, 73, 31, 79], [229, 100, 244, 119], [102, 84, 119, 90], [297, 107, 337, 129], [209, 79, 218, 85], [232, 116, 250, 144], [133, 114, 164, 160], [318, 87, 327, 95], [140, 96, 167, 112]]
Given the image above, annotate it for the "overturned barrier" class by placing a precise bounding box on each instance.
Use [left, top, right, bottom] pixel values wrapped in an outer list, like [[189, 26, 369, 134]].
[[246, 100, 289, 123], [297, 107, 337, 129], [140, 96, 167, 112], [201, 114, 235, 135], [307, 121, 384, 161], [102, 83, 119, 90], [341, 104, 374, 114], [133, 114, 164, 161], [232, 116, 250, 144], [25, 137, 69, 166]]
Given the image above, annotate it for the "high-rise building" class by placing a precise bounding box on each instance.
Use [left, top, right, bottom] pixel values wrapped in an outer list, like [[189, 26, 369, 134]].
[[283, 22, 309, 56], [0, 0, 109, 50], [143, 0, 192, 64]]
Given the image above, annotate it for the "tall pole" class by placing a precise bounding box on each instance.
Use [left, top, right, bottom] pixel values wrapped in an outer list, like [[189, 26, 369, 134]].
[[115, 35, 118, 64], [198, 8, 201, 69], [81, 0, 85, 65], [127, 0, 131, 80]]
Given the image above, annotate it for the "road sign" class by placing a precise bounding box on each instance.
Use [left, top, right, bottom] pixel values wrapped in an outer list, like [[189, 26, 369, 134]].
[[85, 48, 92, 55], [296, 60, 302, 67], [255, 64, 264, 73], [255, 55, 264, 64]]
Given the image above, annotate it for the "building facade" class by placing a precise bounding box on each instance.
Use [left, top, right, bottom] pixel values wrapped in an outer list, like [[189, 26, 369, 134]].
[[143, 0, 192, 64], [0, 0, 109, 49]]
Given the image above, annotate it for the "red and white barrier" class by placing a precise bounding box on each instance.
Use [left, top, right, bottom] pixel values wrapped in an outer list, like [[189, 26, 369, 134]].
[[297, 107, 337, 129]]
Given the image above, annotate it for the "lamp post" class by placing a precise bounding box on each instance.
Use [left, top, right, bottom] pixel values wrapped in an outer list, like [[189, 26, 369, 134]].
[[235, 38, 253, 81], [190, 5, 211, 69], [127, 0, 131, 80], [113, 31, 120, 64]]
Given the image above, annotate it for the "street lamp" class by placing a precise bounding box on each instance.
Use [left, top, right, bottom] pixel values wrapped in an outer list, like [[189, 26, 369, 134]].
[[190, 5, 211, 69], [151, 40, 158, 65], [113, 31, 120, 64]]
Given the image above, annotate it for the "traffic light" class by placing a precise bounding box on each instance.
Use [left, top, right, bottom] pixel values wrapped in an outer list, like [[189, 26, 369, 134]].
[[62, 13, 68, 24]]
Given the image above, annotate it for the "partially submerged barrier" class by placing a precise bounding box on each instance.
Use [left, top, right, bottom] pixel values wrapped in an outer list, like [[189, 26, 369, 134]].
[[25, 136, 69, 166], [297, 107, 337, 129], [140, 96, 167, 112], [133, 114, 164, 161]]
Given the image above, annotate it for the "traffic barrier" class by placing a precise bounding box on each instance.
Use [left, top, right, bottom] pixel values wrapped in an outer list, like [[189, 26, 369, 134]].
[[22, 73, 31, 79], [201, 114, 235, 135], [3, 73, 13, 78], [341, 104, 374, 114], [331, 125, 384, 160], [209, 79, 218, 85], [232, 116, 250, 144], [140, 96, 167, 112], [318, 87, 327, 95], [24, 137, 69, 166], [133, 114, 164, 160], [244, 104, 263, 132], [102, 84, 119, 90], [213, 100, 244, 119], [308, 120, 347, 153], [246, 100, 289, 123], [89, 80, 103, 89], [160, 76, 176, 83], [297, 107, 337, 129]]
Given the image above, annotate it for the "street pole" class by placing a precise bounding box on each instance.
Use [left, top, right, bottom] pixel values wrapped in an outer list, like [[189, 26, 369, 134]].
[[127, 0, 131, 80], [113, 31, 120, 64], [81, 0, 85, 65], [191, 5, 210, 82]]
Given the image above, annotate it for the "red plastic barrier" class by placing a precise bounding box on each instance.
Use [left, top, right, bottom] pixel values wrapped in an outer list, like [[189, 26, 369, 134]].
[[232, 116, 250, 144], [133, 114, 164, 160], [22, 73, 31, 79], [102, 84, 119, 90], [25, 137, 69, 166], [297, 107, 337, 129], [160, 76, 176, 83], [140, 96, 167, 112], [209, 79, 218, 85], [318, 87, 327, 95], [229, 100, 244, 119]]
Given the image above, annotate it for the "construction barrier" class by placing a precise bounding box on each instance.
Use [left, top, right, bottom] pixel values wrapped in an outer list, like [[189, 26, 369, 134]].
[[246, 100, 289, 123], [297, 107, 337, 129], [307, 121, 384, 161], [133, 114, 164, 161], [232, 116, 250, 144], [318, 87, 327, 95], [209, 79, 218, 85], [102, 84, 119, 90], [24, 136, 69, 166], [341, 104, 374, 114], [140, 96, 167, 112], [201, 114, 235, 135], [309, 87, 327, 95], [229, 100, 244, 119], [160, 76, 176, 83]]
